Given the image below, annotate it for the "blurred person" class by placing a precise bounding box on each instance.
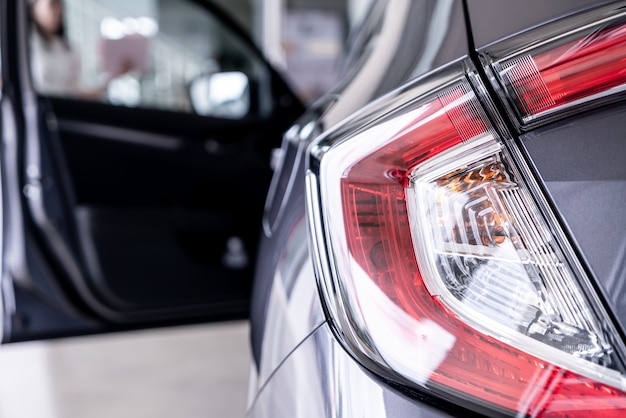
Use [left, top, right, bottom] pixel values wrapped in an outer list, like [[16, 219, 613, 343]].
[[29, 0, 124, 98], [30, 0, 79, 95]]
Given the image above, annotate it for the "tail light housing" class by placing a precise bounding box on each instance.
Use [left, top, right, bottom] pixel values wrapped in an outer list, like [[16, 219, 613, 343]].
[[483, 4, 626, 128], [307, 6, 626, 413]]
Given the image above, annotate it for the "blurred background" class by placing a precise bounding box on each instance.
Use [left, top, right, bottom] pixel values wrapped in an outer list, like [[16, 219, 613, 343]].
[[1, 0, 374, 417], [60, 0, 371, 106]]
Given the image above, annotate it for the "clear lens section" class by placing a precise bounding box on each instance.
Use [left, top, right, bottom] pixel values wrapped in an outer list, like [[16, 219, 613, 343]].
[[407, 137, 611, 363]]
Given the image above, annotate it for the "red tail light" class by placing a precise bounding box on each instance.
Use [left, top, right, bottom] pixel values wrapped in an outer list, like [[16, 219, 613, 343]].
[[307, 60, 626, 417], [486, 7, 626, 126]]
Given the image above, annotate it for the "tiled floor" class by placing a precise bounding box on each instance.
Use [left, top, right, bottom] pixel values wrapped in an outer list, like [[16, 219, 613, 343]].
[[0, 321, 250, 418]]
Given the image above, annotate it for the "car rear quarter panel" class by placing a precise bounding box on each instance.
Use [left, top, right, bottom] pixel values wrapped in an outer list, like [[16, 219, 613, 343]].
[[466, 0, 614, 48]]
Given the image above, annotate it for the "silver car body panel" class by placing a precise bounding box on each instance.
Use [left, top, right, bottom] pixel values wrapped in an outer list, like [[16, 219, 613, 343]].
[[249, 1, 470, 414], [248, 323, 454, 418]]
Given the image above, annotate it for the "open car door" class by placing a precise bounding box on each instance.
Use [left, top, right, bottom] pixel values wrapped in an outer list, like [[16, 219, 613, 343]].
[[0, 0, 303, 342]]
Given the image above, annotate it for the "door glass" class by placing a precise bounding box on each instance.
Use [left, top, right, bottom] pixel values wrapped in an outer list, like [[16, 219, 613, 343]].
[[28, 0, 271, 118]]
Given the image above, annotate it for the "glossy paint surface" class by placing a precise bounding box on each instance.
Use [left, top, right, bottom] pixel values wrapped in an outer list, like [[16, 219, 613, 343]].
[[249, 324, 456, 418], [466, 0, 613, 47], [251, 0, 469, 373], [249, 0, 476, 416]]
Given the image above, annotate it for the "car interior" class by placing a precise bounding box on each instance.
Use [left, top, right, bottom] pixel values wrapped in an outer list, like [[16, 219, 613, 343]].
[[2, 0, 302, 340]]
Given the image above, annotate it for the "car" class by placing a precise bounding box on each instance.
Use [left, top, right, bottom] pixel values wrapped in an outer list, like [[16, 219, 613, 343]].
[[2, 0, 626, 417]]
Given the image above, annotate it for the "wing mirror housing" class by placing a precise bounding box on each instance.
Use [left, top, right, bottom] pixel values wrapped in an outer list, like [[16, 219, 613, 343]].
[[189, 71, 250, 118]]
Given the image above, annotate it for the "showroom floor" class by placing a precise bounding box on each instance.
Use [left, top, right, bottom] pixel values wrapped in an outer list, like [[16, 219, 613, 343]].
[[0, 321, 250, 418]]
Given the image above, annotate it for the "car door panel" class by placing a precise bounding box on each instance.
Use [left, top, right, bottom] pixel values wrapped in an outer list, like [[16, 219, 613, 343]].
[[1, 0, 303, 341], [34, 95, 291, 317]]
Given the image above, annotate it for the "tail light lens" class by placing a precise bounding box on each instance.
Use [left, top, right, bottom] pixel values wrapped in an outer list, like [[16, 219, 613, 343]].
[[307, 61, 626, 416], [408, 136, 611, 362], [484, 6, 626, 127]]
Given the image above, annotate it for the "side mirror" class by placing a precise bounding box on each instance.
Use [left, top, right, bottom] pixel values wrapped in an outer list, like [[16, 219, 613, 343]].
[[189, 71, 250, 118]]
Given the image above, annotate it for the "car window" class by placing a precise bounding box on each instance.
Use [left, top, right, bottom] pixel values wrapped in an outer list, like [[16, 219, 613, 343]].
[[29, 0, 271, 118]]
